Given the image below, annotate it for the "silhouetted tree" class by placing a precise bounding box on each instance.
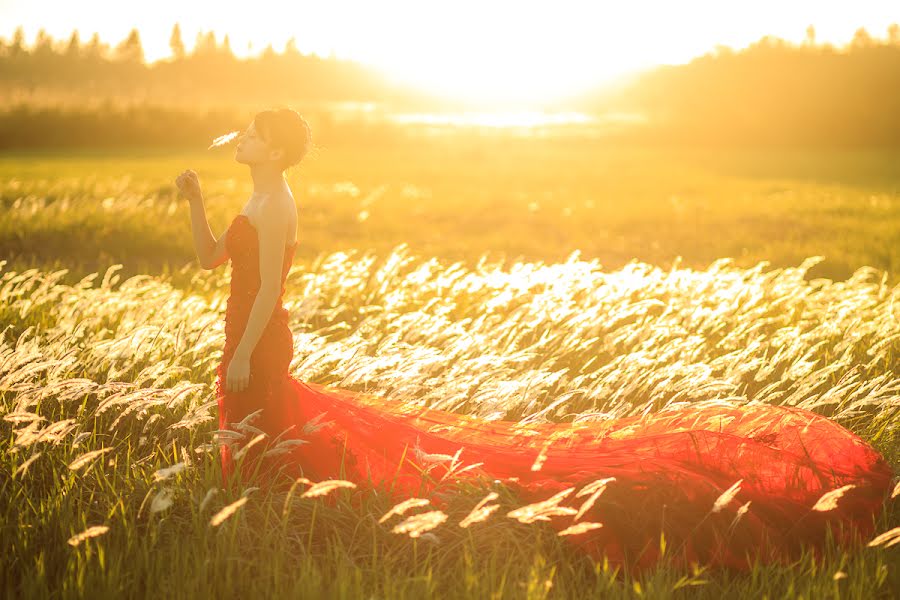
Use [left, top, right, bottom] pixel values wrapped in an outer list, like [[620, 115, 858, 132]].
[[0, 26, 26, 58], [285, 36, 301, 57], [114, 28, 144, 63], [221, 34, 234, 58], [851, 27, 874, 49], [169, 23, 185, 60], [65, 31, 81, 59], [84, 32, 109, 62], [193, 30, 218, 57], [804, 25, 816, 47], [888, 23, 900, 46], [33, 28, 55, 58]]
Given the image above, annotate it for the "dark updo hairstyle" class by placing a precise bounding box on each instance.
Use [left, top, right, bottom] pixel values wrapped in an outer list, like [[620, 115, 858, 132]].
[[253, 108, 313, 170]]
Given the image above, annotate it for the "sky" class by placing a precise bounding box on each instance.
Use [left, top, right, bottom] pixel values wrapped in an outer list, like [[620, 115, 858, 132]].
[[1, 0, 898, 103]]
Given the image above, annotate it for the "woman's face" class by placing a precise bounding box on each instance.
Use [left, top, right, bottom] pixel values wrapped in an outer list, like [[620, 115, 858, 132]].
[[234, 120, 283, 166]]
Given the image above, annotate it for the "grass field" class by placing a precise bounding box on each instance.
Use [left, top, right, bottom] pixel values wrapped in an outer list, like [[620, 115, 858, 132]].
[[1, 135, 899, 598], [1, 138, 898, 287]]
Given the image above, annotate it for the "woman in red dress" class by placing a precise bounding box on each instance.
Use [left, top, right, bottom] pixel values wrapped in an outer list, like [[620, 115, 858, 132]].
[[176, 108, 896, 574]]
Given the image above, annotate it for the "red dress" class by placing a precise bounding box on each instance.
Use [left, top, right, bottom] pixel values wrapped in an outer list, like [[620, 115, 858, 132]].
[[215, 213, 895, 573]]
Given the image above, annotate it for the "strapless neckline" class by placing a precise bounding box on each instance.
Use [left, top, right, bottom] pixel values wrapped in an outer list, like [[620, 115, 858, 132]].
[[232, 213, 298, 251]]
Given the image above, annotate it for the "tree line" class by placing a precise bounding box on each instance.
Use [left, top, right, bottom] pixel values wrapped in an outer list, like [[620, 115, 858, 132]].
[[0, 23, 430, 107], [609, 24, 900, 147], [1, 23, 899, 148]]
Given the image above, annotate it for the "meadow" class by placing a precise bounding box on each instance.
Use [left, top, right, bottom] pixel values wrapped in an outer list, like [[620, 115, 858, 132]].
[[1, 134, 899, 598]]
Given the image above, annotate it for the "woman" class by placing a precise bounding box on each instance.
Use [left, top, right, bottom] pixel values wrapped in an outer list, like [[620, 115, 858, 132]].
[[176, 108, 895, 574]]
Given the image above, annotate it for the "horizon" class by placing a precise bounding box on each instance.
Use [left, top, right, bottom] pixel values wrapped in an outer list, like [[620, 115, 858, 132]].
[[1, 1, 898, 104]]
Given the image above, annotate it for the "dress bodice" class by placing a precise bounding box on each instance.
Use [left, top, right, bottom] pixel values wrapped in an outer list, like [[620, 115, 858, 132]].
[[225, 213, 297, 304]]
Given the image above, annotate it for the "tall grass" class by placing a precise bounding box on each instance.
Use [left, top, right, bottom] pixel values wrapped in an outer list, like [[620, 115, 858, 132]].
[[1, 249, 898, 598]]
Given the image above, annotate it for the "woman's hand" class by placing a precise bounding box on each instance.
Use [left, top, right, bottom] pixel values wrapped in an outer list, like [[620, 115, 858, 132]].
[[175, 169, 203, 204], [226, 353, 251, 393]]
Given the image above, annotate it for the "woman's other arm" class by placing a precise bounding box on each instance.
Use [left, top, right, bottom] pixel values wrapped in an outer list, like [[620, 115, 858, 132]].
[[176, 169, 229, 270]]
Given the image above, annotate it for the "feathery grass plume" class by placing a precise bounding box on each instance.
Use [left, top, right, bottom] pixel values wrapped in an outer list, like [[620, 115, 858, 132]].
[[301, 479, 356, 498], [391, 510, 448, 538], [281, 477, 314, 518], [3, 411, 45, 424], [812, 484, 856, 512], [711, 479, 743, 513], [235, 408, 264, 427], [233, 433, 267, 461], [67, 447, 113, 471], [508, 488, 577, 524], [153, 461, 186, 482], [574, 479, 615, 522], [458, 491, 501, 529], [531, 441, 551, 472], [558, 522, 604, 536], [576, 477, 616, 498], [67, 525, 110, 546], [833, 571, 848, 581], [379, 498, 431, 523], [198, 487, 218, 513], [150, 487, 174, 514], [210, 497, 248, 526], [230, 422, 267, 437], [867, 526, 900, 548], [731, 500, 752, 527], [208, 130, 240, 149], [301, 412, 335, 435], [13, 451, 41, 478], [412, 437, 456, 466], [262, 438, 309, 458]]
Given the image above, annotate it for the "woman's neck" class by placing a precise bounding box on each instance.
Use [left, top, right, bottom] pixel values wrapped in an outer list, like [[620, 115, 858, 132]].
[[249, 163, 286, 196]]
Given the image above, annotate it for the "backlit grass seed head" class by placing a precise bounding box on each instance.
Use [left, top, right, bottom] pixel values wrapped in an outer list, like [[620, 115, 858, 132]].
[[153, 462, 187, 482], [68, 525, 110, 546], [575, 487, 610, 522], [458, 491, 501, 530], [301, 479, 357, 498], [210, 497, 248, 526], [867, 526, 900, 548], [233, 433, 267, 461], [379, 498, 431, 523], [150, 488, 175, 514], [68, 447, 113, 471], [13, 452, 41, 478], [812, 484, 857, 512], [199, 487, 218, 513], [459, 502, 500, 528], [558, 522, 604, 536], [391, 510, 449, 538], [508, 488, 577, 524], [732, 500, 752, 526], [711, 479, 743, 513]]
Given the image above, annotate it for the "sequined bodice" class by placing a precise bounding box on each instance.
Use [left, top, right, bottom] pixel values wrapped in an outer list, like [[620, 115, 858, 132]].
[[217, 213, 297, 398], [225, 213, 297, 304]]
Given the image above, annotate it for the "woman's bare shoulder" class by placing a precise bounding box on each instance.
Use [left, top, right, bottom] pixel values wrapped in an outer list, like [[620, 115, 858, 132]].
[[260, 186, 298, 243]]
